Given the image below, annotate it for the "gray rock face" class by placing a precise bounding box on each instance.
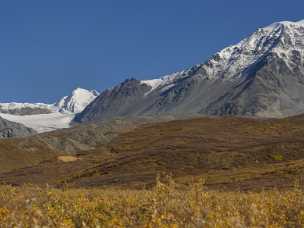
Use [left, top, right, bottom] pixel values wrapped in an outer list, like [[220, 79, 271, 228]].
[[75, 20, 304, 122], [0, 117, 36, 138], [74, 79, 152, 122]]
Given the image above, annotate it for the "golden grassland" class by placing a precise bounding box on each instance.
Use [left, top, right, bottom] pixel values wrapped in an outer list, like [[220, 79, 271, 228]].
[[1, 178, 304, 227]]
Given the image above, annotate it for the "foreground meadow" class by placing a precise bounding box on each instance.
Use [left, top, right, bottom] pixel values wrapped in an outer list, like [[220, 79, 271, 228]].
[[1, 178, 304, 227]]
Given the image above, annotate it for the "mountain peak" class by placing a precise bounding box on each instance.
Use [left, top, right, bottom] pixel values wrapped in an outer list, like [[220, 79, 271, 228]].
[[264, 19, 304, 31], [72, 87, 99, 97], [72, 87, 91, 94], [199, 19, 304, 81], [298, 19, 304, 24], [56, 88, 99, 113], [72, 87, 85, 92]]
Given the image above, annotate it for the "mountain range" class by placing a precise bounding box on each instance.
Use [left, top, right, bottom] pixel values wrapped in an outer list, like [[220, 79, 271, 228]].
[[1, 19, 304, 191], [1, 20, 304, 136], [75, 20, 304, 122]]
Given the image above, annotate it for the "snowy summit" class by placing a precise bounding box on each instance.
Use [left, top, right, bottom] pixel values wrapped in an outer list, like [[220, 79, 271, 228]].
[[142, 19, 304, 87], [56, 88, 99, 113]]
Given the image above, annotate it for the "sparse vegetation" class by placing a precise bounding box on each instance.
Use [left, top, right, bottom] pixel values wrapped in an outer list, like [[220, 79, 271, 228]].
[[2, 117, 304, 226], [3, 117, 304, 190], [272, 153, 284, 161], [1, 177, 304, 227]]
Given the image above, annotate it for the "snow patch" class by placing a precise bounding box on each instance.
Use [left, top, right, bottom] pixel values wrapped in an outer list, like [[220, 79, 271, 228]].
[[141, 71, 188, 95], [0, 112, 75, 133]]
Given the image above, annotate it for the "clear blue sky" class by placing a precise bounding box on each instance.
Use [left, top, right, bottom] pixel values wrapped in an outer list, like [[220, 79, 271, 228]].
[[0, 0, 303, 103]]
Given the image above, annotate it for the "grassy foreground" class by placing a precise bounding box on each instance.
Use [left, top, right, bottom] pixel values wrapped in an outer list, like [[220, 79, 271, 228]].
[[1, 179, 304, 227]]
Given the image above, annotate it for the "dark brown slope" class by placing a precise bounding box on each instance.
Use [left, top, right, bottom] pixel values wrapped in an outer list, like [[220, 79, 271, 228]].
[[0, 118, 164, 174], [0, 137, 60, 173], [66, 116, 304, 190], [33, 118, 148, 153], [2, 116, 304, 190]]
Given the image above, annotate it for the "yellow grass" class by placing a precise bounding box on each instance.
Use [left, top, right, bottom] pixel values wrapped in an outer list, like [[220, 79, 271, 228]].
[[57, 156, 79, 163], [0, 178, 304, 227]]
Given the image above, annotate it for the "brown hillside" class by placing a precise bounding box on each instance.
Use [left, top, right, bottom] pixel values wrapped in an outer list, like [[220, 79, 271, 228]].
[[0, 137, 60, 173], [0, 118, 155, 174], [2, 116, 304, 190]]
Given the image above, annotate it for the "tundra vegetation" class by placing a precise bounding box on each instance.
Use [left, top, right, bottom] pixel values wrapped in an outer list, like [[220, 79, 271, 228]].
[[1, 177, 304, 227]]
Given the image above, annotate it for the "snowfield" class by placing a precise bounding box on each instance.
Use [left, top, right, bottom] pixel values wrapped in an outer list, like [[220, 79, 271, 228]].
[[0, 87, 99, 133], [0, 112, 75, 133]]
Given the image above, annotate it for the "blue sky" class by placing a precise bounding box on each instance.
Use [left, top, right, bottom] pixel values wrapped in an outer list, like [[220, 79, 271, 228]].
[[0, 0, 303, 103]]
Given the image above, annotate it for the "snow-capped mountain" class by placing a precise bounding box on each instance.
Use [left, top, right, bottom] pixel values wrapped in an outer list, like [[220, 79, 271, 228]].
[[3, 19, 304, 131], [56, 88, 99, 113], [75, 19, 304, 122], [0, 87, 99, 133], [200, 20, 304, 80]]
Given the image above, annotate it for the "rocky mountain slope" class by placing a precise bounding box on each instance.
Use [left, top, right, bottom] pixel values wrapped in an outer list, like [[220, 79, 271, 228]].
[[75, 20, 304, 122], [0, 116, 36, 138]]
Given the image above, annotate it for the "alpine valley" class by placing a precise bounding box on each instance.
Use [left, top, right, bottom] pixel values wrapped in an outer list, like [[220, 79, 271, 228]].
[[1, 20, 304, 192], [3, 20, 304, 134]]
